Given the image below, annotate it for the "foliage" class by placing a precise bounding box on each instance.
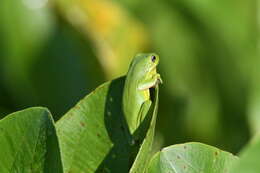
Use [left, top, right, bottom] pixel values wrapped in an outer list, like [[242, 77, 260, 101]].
[[147, 142, 238, 173], [0, 108, 62, 172], [0, 0, 259, 172]]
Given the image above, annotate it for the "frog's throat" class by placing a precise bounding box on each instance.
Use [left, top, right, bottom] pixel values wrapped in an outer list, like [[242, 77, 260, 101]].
[[149, 65, 156, 73]]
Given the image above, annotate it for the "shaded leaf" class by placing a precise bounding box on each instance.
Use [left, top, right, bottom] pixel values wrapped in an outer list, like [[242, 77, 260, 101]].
[[0, 107, 63, 173]]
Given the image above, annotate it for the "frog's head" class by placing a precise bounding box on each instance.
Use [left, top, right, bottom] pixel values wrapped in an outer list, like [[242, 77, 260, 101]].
[[133, 53, 160, 74]]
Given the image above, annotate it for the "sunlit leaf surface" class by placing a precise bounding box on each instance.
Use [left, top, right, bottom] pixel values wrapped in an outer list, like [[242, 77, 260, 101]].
[[147, 142, 238, 173]]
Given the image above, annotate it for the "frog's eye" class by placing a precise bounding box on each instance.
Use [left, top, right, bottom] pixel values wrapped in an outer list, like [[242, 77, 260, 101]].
[[151, 55, 156, 62]]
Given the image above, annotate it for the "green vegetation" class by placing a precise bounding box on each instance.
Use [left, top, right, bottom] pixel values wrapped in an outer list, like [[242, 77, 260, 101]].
[[0, 0, 259, 172]]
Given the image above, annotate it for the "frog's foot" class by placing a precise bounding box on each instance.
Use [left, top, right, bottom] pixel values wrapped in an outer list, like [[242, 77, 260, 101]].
[[138, 74, 162, 90], [156, 74, 163, 85]]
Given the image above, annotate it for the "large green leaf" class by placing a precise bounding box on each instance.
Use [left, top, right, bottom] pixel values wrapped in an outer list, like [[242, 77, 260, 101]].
[[56, 77, 159, 173], [147, 142, 238, 173], [230, 135, 260, 173], [0, 107, 63, 173]]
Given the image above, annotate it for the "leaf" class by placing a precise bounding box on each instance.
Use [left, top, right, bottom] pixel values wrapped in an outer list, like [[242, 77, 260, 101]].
[[56, 76, 159, 173], [230, 135, 260, 173], [0, 107, 63, 173], [147, 142, 238, 173], [56, 77, 130, 173]]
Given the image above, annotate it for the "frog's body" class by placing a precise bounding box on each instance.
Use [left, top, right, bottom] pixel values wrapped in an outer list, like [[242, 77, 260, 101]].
[[123, 53, 162, 135]]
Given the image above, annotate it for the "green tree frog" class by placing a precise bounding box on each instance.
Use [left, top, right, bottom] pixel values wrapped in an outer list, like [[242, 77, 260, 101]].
[[123, 53, 162, 136]]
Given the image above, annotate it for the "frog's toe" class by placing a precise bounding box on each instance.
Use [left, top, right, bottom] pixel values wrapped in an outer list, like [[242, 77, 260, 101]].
[[157, 76, 163, 84]]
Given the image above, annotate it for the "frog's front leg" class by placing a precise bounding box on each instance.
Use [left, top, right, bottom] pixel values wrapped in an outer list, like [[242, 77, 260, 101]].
[[138, 74, 162, 91]]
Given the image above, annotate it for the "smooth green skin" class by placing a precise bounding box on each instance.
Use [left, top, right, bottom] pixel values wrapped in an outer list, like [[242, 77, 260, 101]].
[[123, 53, 162, 135]]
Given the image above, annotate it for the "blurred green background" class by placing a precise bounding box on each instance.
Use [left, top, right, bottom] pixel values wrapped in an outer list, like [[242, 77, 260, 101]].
[[0, 0, 258, 154]]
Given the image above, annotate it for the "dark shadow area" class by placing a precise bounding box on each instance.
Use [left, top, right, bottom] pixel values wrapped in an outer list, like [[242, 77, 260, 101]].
[[96, 77, 132, 173]]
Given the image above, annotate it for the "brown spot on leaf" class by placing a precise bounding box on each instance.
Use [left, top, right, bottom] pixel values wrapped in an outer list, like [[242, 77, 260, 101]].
[[215, 151, 218, 156], [184, 145, 187, 149], [177, 156, 180, 159], [75, 105, 81, 110], [80, 122, 85, 127]]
